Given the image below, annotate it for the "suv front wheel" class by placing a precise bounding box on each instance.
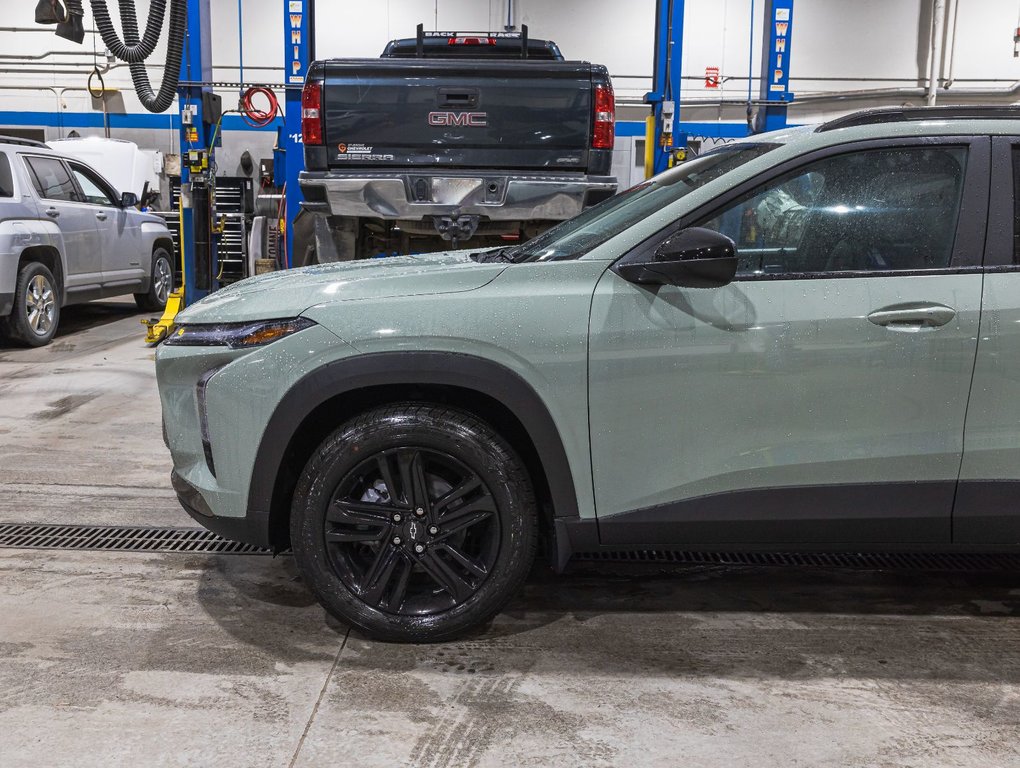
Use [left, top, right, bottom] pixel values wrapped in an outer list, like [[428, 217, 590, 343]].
[[1, 261, 60, 347], [290, 403, 537, 642]]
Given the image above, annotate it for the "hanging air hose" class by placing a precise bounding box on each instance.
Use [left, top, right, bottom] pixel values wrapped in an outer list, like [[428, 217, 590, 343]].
[[90, 0, 165, 62], [90, 0, 187, 113], [240, 87, 280, 128]]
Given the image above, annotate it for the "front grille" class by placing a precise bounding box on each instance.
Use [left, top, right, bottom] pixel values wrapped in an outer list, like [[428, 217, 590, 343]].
[[0, 523, 272, 555], [571, 549, 1020, 571]]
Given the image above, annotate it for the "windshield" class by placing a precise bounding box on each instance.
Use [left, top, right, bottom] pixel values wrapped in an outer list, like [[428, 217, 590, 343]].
[[481, 143, 777, 264]]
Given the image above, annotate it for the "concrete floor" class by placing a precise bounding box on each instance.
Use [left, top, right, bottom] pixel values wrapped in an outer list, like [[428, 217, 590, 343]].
[[2, 299, 1020, 768]]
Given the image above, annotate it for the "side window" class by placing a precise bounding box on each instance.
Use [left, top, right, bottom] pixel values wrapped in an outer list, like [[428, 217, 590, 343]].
[[1012, 146, 1020, 264], [24, 156, 79, 203], [70, 164, 117, 207], [0, 153, 13, 198], [697, 146, 968, 276]]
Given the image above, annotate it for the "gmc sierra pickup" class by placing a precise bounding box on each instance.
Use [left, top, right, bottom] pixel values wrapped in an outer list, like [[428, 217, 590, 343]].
[[295, 27, 618, 262]]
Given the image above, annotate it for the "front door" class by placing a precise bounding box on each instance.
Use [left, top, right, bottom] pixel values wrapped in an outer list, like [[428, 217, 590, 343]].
[[588, 138, 989, 547], [67, 161, 146, 291], [23, 155, 102, 294]]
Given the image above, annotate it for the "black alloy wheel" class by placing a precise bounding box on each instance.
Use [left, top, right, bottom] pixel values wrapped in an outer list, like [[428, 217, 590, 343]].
[[291, 404, 537, 643], [327, 447, 500, 615]]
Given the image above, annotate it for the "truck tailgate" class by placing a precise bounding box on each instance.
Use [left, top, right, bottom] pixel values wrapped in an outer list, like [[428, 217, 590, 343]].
[[320, 58, 593, 170]]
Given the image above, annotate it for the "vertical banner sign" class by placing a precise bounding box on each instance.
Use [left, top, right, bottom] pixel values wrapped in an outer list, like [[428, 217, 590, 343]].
[[281, 0, 313, 267], [287, 0, 310, 84], [763, 0, 794, 102]]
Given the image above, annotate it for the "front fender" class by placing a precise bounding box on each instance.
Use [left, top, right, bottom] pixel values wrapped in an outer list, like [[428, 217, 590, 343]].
[[248, 351, 581, 538]]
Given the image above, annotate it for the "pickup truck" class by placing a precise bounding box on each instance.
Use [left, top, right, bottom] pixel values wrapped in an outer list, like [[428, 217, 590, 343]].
[[296, 28, 618, 262]]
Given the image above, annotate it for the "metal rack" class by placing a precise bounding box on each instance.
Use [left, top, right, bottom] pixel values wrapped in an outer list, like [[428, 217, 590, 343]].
[[160, 176, 254, 287]]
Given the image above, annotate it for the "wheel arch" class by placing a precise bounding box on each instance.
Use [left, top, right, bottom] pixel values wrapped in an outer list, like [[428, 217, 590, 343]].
[[249, 352, 580, 559], [17, 244, 65, 304]]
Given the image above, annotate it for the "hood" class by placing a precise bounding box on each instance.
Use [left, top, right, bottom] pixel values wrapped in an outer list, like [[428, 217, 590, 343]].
[[175, 251, 506, 324]]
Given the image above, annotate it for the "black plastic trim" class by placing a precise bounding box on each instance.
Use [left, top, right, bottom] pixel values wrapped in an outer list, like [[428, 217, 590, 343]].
[[172, 471, 272, 549], [952, 480, 1020, 546], [247, 351, 580, 534], [0, 291, 13, 316], [986, 136, 1017, 268], [597, 482, 955, 548]]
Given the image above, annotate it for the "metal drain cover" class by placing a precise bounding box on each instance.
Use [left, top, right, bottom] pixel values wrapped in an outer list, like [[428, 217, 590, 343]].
[[0, 523, 273, 555]]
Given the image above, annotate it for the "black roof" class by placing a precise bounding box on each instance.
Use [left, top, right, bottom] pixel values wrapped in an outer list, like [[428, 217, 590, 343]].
[[817, 105, 1020, 132]]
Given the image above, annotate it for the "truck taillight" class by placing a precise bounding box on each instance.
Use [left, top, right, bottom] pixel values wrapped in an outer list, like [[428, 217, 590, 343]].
[[301, 80, 324, 146], [592, 82, 615, 150]]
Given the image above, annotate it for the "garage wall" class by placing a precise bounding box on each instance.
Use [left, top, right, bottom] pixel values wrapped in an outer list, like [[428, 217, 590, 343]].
[[1, 0, 1017, 162]]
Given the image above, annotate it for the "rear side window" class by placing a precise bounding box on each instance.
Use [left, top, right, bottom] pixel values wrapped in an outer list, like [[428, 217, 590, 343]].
[[1013, 147, 1020, 264], [25, 156, 78, 202], [0, 153, 13, 198]]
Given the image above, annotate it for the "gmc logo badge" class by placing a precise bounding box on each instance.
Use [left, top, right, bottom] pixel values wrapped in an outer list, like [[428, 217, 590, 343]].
[[428, 111, 488, 127]]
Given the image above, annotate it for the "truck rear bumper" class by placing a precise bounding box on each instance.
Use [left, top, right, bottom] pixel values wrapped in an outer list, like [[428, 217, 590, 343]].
[[300, 170, 617, 221]]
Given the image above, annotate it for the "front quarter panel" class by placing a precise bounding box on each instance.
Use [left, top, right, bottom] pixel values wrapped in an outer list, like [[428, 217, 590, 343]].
[[301, 259, 610, 519]]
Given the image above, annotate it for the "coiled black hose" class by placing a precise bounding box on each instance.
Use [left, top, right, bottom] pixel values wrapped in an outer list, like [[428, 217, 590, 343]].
[[90, 0, 165, 62], [90, 0, 187, 113]]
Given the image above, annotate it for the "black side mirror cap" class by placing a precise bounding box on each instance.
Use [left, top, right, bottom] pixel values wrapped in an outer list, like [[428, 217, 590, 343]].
[[121, 191, 139, 208], [615, 227, 738, 288]]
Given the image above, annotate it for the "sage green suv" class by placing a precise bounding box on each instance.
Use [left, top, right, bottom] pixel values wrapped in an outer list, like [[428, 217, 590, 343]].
[[156, 107, 1020, 642]]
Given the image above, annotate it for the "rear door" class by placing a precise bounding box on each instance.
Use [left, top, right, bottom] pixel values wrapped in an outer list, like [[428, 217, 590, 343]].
[[588, 137, 989, 547], [321, 59, 592, 169], [955, 136, 1020, 544], [67, 161, 146, 290], [23, 154, 102, 293]]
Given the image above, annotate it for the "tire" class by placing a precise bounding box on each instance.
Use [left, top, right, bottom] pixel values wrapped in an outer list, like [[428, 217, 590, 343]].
[[134, 248, 173, 312], [0, 261, 60, 347], [290, 403, 537, 643]]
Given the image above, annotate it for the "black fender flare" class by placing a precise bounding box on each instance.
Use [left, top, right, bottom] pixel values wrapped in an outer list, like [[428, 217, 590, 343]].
[[247, 351, 581, 532]]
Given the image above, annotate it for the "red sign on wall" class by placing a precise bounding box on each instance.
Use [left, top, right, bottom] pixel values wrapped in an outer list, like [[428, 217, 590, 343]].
[[705, 66, 720, 88]]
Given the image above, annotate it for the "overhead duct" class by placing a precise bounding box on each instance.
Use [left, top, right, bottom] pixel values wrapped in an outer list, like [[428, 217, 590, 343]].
[[91, 0, 187, 113]]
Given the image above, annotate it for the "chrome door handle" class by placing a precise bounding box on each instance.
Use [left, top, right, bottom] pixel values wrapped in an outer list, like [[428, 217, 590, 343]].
[[867, 303, 956, 332], [45, 207, 60, 218], [96, 212, 108, 221]]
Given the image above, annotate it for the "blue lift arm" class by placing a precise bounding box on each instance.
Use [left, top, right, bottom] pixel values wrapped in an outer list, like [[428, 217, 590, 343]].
[[645, 0, 686, 176]]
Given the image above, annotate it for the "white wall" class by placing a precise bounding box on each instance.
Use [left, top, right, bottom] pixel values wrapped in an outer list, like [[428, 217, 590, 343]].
[[1, 0, 1018, 156]]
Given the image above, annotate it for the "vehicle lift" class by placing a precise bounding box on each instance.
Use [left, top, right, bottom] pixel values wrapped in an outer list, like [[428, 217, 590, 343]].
[[645, 0, 793, 178], [143, 0, 312, 343]]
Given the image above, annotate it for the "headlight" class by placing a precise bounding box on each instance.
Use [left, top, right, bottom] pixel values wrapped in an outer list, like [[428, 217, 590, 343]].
[[164, 317, 316, 348]]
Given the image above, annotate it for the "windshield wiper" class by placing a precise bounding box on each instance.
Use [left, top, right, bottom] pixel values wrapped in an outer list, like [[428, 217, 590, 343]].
[[471, 246, 520, 264]]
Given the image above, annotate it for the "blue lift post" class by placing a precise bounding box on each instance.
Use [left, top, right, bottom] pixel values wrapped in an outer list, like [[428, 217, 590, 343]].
[[277, 0, 314, 268], [645, 0, 686, 175], [756, 0, 794, 133], [178, 0, 218, 307]]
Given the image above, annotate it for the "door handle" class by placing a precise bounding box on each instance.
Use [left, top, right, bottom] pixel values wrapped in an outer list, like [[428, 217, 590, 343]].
[[867, 302, 956, 332], [45, 207, 60, 218], [96, 212, 108, 221]]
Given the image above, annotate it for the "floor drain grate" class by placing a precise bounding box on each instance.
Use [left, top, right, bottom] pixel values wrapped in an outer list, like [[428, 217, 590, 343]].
[[571, 549, 1020, 571], [0, 523, 274, 555]]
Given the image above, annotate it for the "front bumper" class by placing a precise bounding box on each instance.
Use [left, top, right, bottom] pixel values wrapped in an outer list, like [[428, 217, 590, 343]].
[[300, 170, 617, 221], [156, 323, 356, 550], [172, 470, 272, 548]]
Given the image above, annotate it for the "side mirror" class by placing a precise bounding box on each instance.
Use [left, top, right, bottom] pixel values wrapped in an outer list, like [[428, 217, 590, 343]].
[[615, 227, 738, 288], [121, 191, 139, 208]]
